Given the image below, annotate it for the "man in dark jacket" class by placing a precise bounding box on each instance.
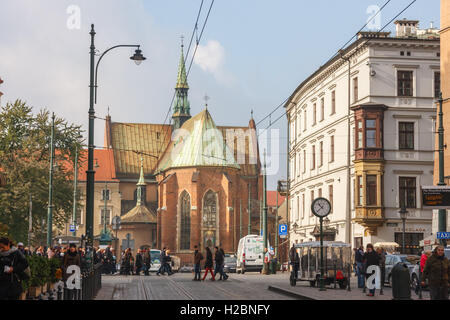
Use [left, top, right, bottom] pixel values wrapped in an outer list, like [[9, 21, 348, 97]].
[[135, 249, 143, 275], [214, 247, 228, 281], [363, 244, 380, 297], [63, 244, 81, 281], [193, 246, 203, 281], [0, 237, 29, 300], [422, 246, 450, 300], [355, 246, 365, 288], [289, 244, 299, 280], [156, 248, 166, 276]]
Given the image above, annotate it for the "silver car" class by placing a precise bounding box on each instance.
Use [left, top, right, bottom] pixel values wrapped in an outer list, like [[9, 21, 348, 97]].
[[384, 254, 420, 286]]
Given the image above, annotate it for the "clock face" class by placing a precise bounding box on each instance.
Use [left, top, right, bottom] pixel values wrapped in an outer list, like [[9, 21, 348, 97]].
[[311, 198, 331, 218]]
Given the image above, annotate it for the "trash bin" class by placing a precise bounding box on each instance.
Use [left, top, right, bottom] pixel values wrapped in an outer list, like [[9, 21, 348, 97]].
[[272, 259, 277, 274], [391, 263, 411, 300]]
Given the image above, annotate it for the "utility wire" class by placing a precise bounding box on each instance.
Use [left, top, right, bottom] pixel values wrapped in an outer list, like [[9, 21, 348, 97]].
[[257, 0, 417, 136], [157, 0, 215, 159], [256, 0, 392, 131]]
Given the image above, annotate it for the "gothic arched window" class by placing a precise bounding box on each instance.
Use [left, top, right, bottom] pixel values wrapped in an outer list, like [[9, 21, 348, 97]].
[[180, 191, 191, 250], [203, 190, 217, 228]]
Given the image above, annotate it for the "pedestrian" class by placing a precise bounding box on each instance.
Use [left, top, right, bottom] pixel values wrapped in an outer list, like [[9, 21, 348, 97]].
[[47, 247, 55, 259], [63, 244, 81, 280], [363, 244, 380, 297], [193, 245, 203, 281], [164, 249, 174, 275], [124, 248, 134, 275], [214, 246, 228, 281], [135, 249, 143, 275], [219, 247, 228, 280], [420, 250, 432, 273], [0, 237, 29, 300], [143, 249, 151, 276], [376, 247, 386, 294], [289, 244, 299, 280], [156, 248, 166, 276], [264, 248, 272, 274], [17, 243, 25, 256], [355, 245, 365, 288], [421, 246, 450, 300], [202, 247, 215, 281]]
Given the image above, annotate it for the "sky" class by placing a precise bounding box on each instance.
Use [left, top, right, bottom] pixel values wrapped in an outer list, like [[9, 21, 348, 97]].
[[0, 0, 441, 189]]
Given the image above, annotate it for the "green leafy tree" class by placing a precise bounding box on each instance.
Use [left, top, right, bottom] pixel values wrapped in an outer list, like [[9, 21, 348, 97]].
[[0, 100, 84, 244]]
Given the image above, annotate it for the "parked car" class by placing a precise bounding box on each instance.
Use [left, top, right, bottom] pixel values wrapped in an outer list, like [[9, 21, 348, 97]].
[[223, 255, 237, 273], [384, 254, 420, 286], [178, 264, 194, 273]]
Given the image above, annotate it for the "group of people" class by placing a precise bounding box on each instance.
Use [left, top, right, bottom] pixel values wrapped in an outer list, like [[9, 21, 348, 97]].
[[354, 244, 450, 300], [193, 246, 228, 281], [0, 237, 84, 300], [120, 247, 155, 276]]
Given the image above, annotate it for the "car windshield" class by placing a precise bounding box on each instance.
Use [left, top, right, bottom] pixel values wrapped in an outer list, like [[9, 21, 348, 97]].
[[225, 257, 236, 263], [150, 251, 161, 263]]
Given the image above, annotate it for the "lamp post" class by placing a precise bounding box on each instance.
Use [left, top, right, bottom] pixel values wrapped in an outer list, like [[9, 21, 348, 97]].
[[85, 24, 146, 270], [438, 92, 449, 247], [399, 205, 408, 254], [47, 113, 55, 247], [72, 145, 79, 237], [248, 183, 251, 235]]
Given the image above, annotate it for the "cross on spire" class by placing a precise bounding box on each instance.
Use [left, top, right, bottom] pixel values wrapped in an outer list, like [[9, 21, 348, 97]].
[[204, 94, 210, 109], [180, 35, 184, 48]]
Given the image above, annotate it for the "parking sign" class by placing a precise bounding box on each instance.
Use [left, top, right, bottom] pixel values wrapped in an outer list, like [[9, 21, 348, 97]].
[[279, 224, 288, 236]]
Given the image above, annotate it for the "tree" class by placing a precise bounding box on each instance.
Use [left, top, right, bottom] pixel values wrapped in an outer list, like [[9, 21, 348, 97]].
[[0, 100, 84, 244]]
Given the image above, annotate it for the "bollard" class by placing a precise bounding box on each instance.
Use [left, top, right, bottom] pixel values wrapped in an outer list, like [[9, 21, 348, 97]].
[[48, 289, 54, 301], [418, 269, 423, 300], [391, 263, 411, 300], [347, 265, 351, 292], [57, 285, 63, 300], [333, 263, 337, 289]]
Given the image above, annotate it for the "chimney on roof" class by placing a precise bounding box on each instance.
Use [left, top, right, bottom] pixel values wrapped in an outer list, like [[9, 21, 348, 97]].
[[394, 19, 419, 37], [104, 114, 112, 149]]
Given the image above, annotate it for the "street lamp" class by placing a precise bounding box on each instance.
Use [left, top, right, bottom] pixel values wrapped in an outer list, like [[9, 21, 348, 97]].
[[399, 205, 408, 254], [85, 24, 146, 271], [47, 113, 56, 247], [130, 48, 146, 65]]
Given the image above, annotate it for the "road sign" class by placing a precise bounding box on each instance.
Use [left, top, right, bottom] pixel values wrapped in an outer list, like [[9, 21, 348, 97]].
[[422, 186, 450, 209], [437, 232, 450, 240], [279, 224, 288, 236], [69, 225, 76, 233]]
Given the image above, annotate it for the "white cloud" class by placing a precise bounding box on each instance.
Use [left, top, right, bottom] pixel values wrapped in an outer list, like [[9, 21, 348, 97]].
[[193, 40, 235, 85]]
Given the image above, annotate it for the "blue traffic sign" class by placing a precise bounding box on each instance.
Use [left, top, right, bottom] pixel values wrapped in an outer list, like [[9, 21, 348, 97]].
[[279, 224, 288, 236], [69, 225, 76, 232], [437, 232, 450, 240]]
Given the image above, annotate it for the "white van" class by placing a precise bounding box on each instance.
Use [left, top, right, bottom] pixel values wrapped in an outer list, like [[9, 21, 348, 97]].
[[236, 235, 269, 274]]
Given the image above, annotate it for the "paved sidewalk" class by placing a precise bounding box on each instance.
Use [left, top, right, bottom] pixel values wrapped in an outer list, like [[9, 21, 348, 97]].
[[268, 276, 430, 300]]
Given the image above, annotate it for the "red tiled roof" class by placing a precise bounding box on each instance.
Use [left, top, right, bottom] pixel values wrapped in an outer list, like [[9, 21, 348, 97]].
[[267, 191, 285, 207], [77, 149, 118, 182]]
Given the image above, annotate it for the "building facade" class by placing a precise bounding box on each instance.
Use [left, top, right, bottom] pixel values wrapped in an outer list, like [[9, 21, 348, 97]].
[[286, 20, 440, 254]]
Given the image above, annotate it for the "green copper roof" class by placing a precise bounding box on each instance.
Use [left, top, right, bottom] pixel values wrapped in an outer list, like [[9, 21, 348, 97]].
[[157, 109, 241, 173], [176, 44, 189, 90]]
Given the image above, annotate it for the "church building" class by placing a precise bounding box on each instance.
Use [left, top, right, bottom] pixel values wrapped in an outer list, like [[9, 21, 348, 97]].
[[102, 42, 263, 264]]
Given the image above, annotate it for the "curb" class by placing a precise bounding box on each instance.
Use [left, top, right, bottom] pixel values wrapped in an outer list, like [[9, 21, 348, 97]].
[[267, 285, 316, 300]]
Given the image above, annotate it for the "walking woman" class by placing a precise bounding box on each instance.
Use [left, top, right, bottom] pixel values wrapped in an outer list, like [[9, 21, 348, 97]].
[[363, 243, 380, 297], [202, 247, 215, 281]]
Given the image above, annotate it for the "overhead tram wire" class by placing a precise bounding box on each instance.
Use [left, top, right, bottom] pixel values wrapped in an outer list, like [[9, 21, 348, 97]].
[[255, 0, 392, 131], [157, 0, 215, 159], [157, 0, 205, 154], [257, 0, 417, 137], [255, 0, 392, 129]]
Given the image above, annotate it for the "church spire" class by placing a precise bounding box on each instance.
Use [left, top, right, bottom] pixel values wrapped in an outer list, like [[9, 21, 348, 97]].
[[172, 37, 191, 130], [136, 156, 146, 206]]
